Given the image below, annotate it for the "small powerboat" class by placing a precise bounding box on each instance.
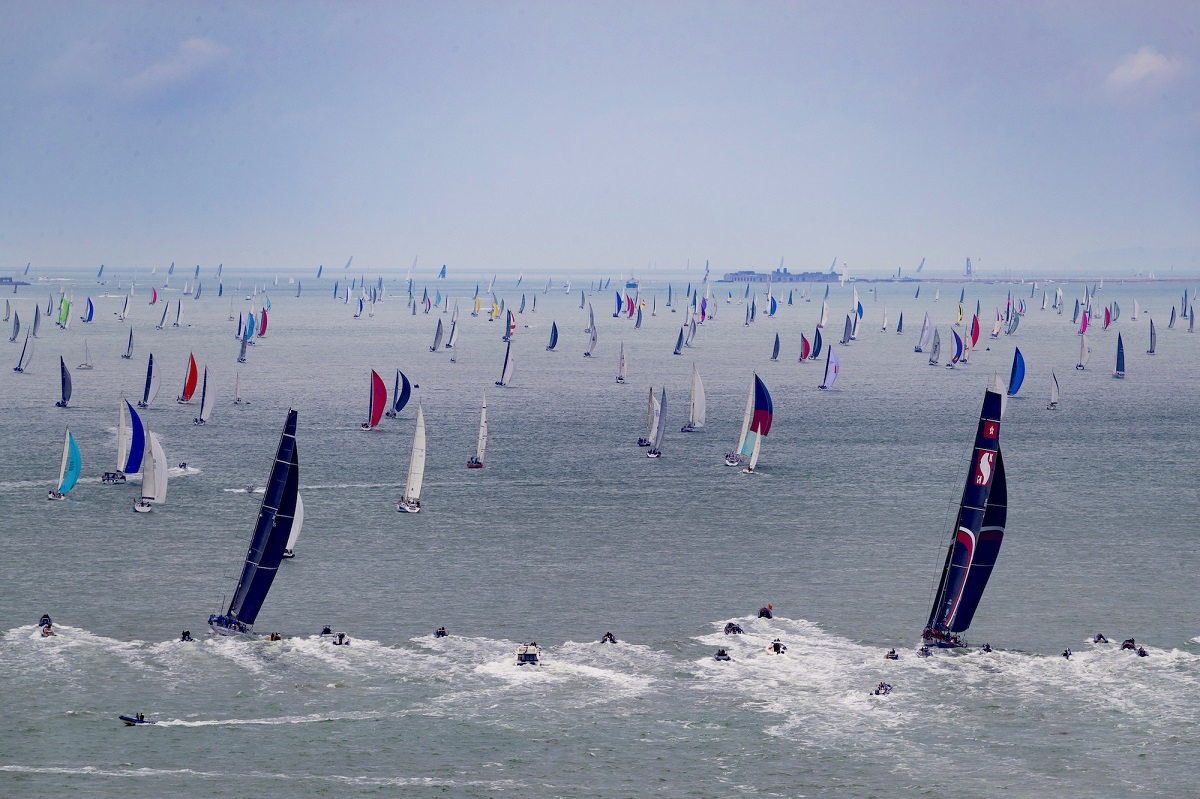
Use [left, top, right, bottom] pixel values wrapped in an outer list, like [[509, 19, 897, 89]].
[[515, 643, 541, 666], [713, 649, 732, 661], [119, 714, 155, 726], [872, 682, 893, 696]]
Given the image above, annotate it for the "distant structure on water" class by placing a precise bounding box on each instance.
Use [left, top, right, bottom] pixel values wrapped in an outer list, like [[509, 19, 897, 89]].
[[0, 277, 30, 287], [720, 268, 838, 283]]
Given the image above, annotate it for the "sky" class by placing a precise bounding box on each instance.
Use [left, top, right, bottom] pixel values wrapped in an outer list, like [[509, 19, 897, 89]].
[[1, 1, 1197, 278]]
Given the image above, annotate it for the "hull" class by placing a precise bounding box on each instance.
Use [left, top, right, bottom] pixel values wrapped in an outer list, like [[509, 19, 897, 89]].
[[397, 500, 421, 513]]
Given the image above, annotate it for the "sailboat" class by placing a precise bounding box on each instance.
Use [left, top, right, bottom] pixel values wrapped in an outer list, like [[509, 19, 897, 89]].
[[723, 377, 753, 466], [1076, 333, 1091, 370], [927, 328, 941, 366], [78, 339, 93, 370], [156, 303, 168, 330], [896, 312, 904, 335], [8, 310, 17, 342], [47, 429, 81, 501], [361, 370, 387, 429], [234, 372, 249, 405], [771, 333, 780, 361], [1113, 333, 1125, 379], [1007, 348, 1025, 396], [430, 318, 444, 351], [1047, 372, 1060, 410], [730, 376, 773, 471], [397, 404, 426, 512], [384, 370, 413, 418], [495, 340, 515, 387], [13, 332, 34, 373], [584, 321, 598, 357], [915, 312, 933, 352], [193, 367, 215, 424], [646, 389, 668, 458], [55, 356, 72, 407], [1147, 318, 1157, 354], [819, 347, 839, 390], [547, 321, 559, 351], [922, 384, 1007, 650], [133, 431, 168, 513], [616, 342, 627, 384], [467, 395, 487, 468], [104, 401, 145, 483], [176, 353, 199, 403], [681, 364, 706, 432], [207, 409, 299, 632], [672, 327, 684, 356], [638, 388, 656, 447]]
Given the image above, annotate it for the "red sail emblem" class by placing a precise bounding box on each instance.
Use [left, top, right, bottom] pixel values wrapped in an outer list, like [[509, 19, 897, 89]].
[[983, 421, 998, 439], [974, 451, 995, 486]]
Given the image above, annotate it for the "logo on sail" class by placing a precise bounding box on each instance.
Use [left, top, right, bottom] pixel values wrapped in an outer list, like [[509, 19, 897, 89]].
[[974, 451, 995, 486]]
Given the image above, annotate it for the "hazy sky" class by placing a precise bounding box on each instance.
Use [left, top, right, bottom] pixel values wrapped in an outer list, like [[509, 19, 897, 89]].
[[1, 2, 1196, 277]]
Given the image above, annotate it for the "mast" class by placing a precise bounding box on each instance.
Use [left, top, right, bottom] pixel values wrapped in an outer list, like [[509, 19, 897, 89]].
[[475, 395, 488, 464]]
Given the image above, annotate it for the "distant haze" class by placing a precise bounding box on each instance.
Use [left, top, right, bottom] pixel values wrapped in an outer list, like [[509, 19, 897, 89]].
[[1, 3, 1197, 278]]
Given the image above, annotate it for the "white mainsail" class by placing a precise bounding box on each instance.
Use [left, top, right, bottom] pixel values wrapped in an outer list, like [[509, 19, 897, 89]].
[[141, 432, 168, 504], [405, 404, 426, 503], [475, 395, 488, 463], [688, 363, 706, 428]]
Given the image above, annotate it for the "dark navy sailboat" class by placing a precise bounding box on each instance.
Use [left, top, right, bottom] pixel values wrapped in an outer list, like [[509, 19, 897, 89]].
[[922, 384, 1008, 650], [209, 409, 299, 636]]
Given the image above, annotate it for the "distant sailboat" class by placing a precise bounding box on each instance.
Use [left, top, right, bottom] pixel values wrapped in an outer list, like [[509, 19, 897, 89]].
[[104, 401, 145, 484], [646, 389, 668, 458], [1076, 333, 1091, 370], [361, 370, 387, 429], [495, 340, 515, 386], [1113, 333, 1125, 379], [397, 404, 426, 512], [13, 332, 34, 373], [55, 356, 72, 407], [467, 394, 487, 468], [133, 431, 168, 513], [1047, 372, 1060, 410], [430, 318, 444, 352], [922, 384, 1007, 650], [584, 321, 598, 357], [176, 353, 199, 403], [672, 327, 684, 356], [47, 428, 81, 501], [193, 367, 215, 424], [616, 342, 627, 384], [638, 387, 656, 447], [78, 339, 93, 370], [681, 363, 705, 432], [771, 333, 780, 361], [819, 347, 839, 389], [7, 310, 16, 342], [1147, 318, 1157, 354], [234, 372, 249, 405], [280, 494, 306, 559], [207, 409, 299, 631], [547, 321, 559, 351], [915, 312, 933, 352], [927, 328, 941, 366], [384, 370, 412, 418], [1007, 348, 1025, 396]]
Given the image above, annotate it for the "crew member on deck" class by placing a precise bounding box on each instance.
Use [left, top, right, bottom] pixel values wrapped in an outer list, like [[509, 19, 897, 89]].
[[435, 627, 448, 638], [180, 630, 194, 642], [885, 649, 898, 660], [600, 631, 617, 644]]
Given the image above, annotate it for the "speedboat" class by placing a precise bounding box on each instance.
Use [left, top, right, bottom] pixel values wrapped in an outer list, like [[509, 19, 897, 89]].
[[872, 682, 893, 696], [713, 649, 731, 661], [515, 642, 541, 666], [119, 714, 155, 726]]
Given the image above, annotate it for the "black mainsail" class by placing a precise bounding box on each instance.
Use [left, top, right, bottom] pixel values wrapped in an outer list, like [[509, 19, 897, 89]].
[[923, 385, 1007, 647], [210, 409, 299, 635]]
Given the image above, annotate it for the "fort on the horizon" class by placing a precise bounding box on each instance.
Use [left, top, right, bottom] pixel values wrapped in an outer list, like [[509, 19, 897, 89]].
[[719, 268, 839, 283]]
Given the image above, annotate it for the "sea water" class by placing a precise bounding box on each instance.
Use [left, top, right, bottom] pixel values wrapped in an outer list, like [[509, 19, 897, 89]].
[[1, 273, 1197, 797]]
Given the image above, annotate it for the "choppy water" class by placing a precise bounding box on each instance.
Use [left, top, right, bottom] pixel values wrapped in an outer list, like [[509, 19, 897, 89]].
[[2, 272, 1197, 797]]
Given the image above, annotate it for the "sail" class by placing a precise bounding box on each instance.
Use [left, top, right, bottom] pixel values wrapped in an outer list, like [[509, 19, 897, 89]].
[[917, 312, 933, 351], [178, 353, 199, 401], [476, 395, 488, 463], [497, 340, 514, 386], [258, 309, 268, 336], [1007, 348, 1025, 396], [84, 298, 94, 322], [367, 370, 386, 427], [771, 333, 780, 361], [391, 371, 412, 414], [924, 386, 1005, 636], [650, 389, 668, 452], [32, 305, 41, 337], [1148, 319, 1157, 353], [928, 328, 941, 365], [547, 322, 559, 351], [141, 354, 161, 406], [738, 375, 773, 457], [59, 357, 72, 405], [896, 312, 903, 334], [1114, 333, 1125, 377], [124, 401, 145, 473], [820, 347, 839, 389], [1049, 373, 1060, 407], [405, 405, 426, 501], [225, 409, 299, 627], [140, 431, 167, 503], [799, 333, 811, 361], [617, 342, 627, 381], [9, 310, 17, 342], [673, 327, 684, 355], [56, 429, 82, 495], [1078, 334, 1091, 368], [948, 330, 963, 366], [198, 368, 215, 422], [840, 315, 852, 345], [688, 364, 706, 427], [586, 323, 598, 356], [431, 319, 444, 351]]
